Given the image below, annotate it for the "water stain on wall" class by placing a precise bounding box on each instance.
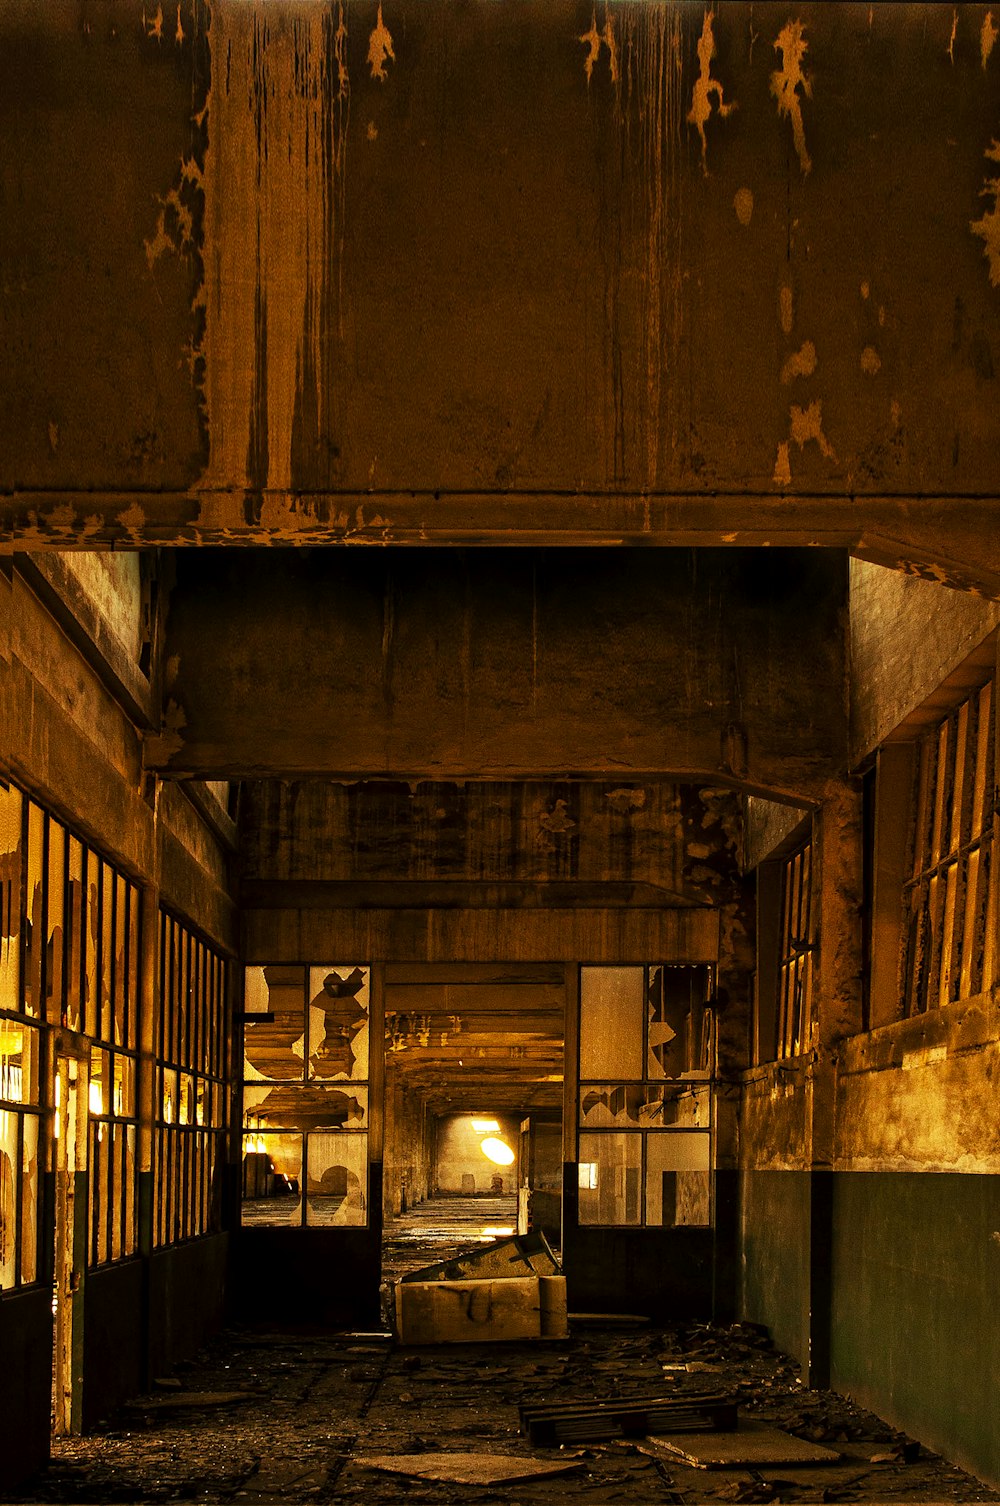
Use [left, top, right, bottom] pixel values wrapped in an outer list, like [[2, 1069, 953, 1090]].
[[200, 2, 351, 492]]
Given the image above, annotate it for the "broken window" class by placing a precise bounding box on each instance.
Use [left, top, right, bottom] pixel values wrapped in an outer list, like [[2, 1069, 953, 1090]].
[[0, 787, 50, 1287], [241, 966, 370, 1227], [775, 842, 816, 1058], [578, 966, 712, 1228], [901, 677, 996, 1014], [154, 912, 230, 1247]]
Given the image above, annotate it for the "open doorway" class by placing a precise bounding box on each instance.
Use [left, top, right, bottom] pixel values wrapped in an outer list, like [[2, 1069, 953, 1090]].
[[380, 963, 565, 1286]]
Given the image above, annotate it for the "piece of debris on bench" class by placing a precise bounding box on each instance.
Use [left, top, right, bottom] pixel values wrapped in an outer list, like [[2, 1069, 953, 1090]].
[[519, 1391, 738, 1445], [355, 1451, 581, 1484], [644, 1422, 842, 1468], [399, 1230, 561, 1284]]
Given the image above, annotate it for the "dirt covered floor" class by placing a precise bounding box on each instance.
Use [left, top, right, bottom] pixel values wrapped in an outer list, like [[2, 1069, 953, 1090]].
[[9, 1317, 1000, 1506]]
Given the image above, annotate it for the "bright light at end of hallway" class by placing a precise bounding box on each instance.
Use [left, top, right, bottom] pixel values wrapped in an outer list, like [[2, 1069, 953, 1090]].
[[480, 1136, 515, 1166], [470, 1118, 500, 1132]]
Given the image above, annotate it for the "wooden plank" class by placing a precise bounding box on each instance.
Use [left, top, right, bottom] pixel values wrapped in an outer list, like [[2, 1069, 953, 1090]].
[[355, 1453, 578, 1484]]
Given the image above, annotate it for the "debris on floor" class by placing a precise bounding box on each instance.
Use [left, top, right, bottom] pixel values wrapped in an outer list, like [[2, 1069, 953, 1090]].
[[395, 1227, 568, 1343], [643, 1421, 843, 1468], [519, 1389, 738, 1444], [354, 1450, 581, 1484]]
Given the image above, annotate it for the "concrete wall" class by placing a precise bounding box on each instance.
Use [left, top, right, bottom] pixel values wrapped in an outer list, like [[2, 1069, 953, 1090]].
[[434, 1113, 520, 1196], [850, 559, 1000, 761]]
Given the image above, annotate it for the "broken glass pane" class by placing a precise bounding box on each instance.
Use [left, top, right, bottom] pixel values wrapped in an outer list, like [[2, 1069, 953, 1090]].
[[645, 1131, 711, 1228], [306, 1132, 368, 1226], [21, 1113, 38, 1283], [579, 968, 643, 1081], [244, 1082, 368, 1133], [580, 1082, 710, 1129], [241, 1131, 303, 1226], [243, 967, 306, 1082], [307, 966, 370, 1081], [0, 1021, 38, 1105], [577, 1132, 642, 1225]]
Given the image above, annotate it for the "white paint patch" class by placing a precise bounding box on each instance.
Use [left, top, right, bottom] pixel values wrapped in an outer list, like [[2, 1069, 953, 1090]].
[[860, 345, 881, 375], [579, 8, 617, 85], [368, 3, 395, 83], [770, 19, 812, 175], [780, 339, 816, 384], [983, 10, 999, 68], [779, 284, 794, 335], [773, 441, 792, 486], [734, 187, 753, 226], [687, 9, 736, 176], [789, 400, 835, 459], [970, 141, 1000, 286]]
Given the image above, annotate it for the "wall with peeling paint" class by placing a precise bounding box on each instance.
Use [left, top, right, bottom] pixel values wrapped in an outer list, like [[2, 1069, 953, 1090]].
[[3, 2, 1000, 573]]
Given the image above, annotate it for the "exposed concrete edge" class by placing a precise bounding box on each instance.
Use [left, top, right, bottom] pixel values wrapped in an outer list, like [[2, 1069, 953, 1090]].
[[14, 552, 154, 730], [176, 779, 239, 855]]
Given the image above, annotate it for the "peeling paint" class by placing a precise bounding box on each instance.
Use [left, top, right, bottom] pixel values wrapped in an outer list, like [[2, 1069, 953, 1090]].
[[860, 280, 870, 300], [780, 340, 816, 384], [579, 9, 617, 85], [175, 4, 184, 46], [686, 9, 736, 176], [734, 187, 753, 226], [144, 153, 203, 271], [143, 5, 163, 42], [970, 141, 1000, 286], [605, 787, 647, 813], [201, 4, 351, 491], [983, 11, 998, 68], [367, 3, 395, 83], [947, 8, 958, 64], [789, 399, 835, 459], [890, 397, 902, 426], [770, 19, 812, 175], [860, 345, 881, 376], [779, 285, 794, 335]]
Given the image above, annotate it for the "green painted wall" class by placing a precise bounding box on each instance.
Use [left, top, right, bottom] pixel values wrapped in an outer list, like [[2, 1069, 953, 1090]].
[[830, 1171, 1000, 1490], [739, 1168, 811, 1369]]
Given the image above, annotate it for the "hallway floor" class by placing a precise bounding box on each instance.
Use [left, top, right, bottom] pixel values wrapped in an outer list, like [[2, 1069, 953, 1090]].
[[9, 1200, 999, 1506]]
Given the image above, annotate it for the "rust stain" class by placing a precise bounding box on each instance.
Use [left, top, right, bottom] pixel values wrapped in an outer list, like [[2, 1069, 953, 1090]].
[[860, 345, 881, 376], [368, 3, 395, 83], [971, 141, 1000, 285], [770, 19, 812, 175], [175, 3, 184, 46], [686, 9, 736, 176], [779, 284, 794, 335], [984, 11, 999, 68], [947, 8, 958, 64]]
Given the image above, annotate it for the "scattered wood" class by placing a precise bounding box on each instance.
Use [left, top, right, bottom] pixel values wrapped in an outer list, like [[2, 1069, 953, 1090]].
[[399, 1230, 560, 1284]]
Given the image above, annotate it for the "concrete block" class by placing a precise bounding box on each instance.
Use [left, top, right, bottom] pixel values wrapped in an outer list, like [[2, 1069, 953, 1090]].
[[395, 1276, 545, 1345]]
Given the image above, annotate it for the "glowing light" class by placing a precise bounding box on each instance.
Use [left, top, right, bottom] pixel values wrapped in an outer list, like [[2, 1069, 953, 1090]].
[[88, 1081, 103, 1116], [480, 1136, 515, 1166], [0, 1027, 23, 1056], [481, 1226, 515, 1237], [471, 1118, 500, 1133]]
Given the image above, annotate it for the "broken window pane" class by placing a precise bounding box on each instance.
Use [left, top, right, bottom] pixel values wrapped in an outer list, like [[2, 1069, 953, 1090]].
[[0, 1021, 39, 1106], [241, 1131, 303, 1226], [47, 818, 66, 1022], [580, 1082, 710, 1129], [645, 1131, 711, 1228], [577, 1132, 642, 1226], [20, 1113, 38, 1283], [244, 1082, 368, 1134], [308, 966, 370, 1081], [243, 966, 306, 1081], [306, 1132, 368, 1226], [579, 968, 643, 1081], [0, 1108, 16, 1287], [0, 786, 22, 1015]]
